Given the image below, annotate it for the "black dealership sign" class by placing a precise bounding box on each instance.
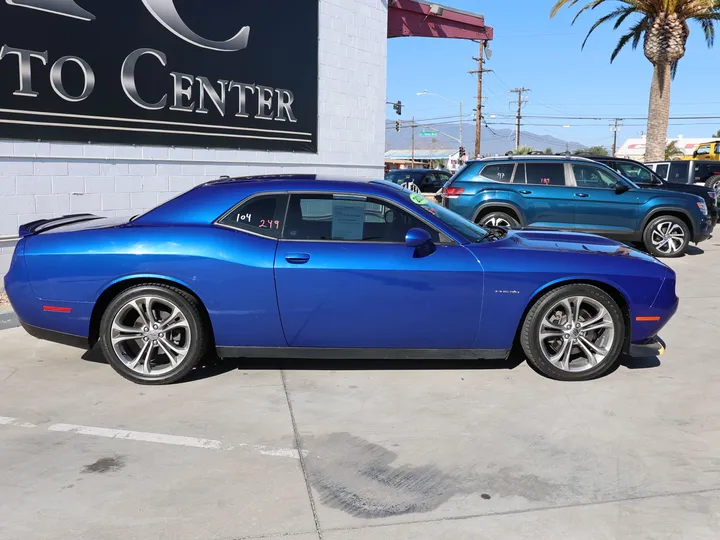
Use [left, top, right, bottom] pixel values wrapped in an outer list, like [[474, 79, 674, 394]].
[[0, 0, 319, 152]]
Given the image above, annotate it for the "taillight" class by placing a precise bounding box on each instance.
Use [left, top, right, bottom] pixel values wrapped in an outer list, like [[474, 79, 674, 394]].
[[445, 187, 465, 197]]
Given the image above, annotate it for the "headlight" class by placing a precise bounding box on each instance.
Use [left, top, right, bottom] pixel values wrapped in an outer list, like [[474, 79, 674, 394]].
[[708, 191, 717, 200], [697, 201, 709, 215]]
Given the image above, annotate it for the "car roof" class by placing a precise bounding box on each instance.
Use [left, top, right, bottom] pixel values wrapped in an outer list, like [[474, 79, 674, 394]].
[[133, 175, 405, 227], [465, 155, 598, 164], [385, 168, 447, 173]]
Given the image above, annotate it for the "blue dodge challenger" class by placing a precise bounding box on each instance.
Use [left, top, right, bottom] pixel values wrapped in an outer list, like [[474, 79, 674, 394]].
[[4, 176, 677, 384]]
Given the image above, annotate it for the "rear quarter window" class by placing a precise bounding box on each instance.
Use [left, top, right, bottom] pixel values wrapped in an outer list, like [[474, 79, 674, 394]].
[[217, 194, 288, 238]]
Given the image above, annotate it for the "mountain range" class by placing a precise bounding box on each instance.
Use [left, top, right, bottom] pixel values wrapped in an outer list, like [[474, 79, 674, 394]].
[[385, 122, 590, 156]]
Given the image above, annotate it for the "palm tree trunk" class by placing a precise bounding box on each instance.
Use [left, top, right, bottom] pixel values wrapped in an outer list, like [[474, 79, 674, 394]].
[[645, 63, 672, 162]]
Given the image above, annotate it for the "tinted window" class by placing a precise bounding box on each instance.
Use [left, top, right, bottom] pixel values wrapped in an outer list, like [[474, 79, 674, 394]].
[[479, 163, 515, 183], [283, 194, 439, 243], [614, 161, 654, 182], [420, 173, 448, 191], [655, 164, 669, 179], [218, 194, 288, 238], [525, 163, 566, 186], [668, 162, 690, 184], [572, 164, 620, 188], [384, 170, 425, 187]]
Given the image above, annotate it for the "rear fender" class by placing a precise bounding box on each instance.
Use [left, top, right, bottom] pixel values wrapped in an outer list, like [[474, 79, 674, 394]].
[[470, 191, 526, 224]]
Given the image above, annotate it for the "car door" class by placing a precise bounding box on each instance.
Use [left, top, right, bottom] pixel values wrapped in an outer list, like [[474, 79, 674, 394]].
[[274, 192, 483, 349], [514, 162, 576, 229], [568, 162, 640, 235]]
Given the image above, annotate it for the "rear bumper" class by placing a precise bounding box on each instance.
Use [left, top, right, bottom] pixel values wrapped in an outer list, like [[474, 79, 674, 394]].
[[628, 336, 666, 358], [20, 321, 89, 350]]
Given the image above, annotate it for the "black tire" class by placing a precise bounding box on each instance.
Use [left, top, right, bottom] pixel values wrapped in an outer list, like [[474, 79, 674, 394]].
[[521, 284, 625, 382], [99, 284, 208, 385], [705, 174, 720, 193], [642, 215, 690, 258], [478, 211, 519, 228]]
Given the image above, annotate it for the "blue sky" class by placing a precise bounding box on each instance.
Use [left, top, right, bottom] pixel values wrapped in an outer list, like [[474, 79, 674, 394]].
[[386, 0, 720, 149]]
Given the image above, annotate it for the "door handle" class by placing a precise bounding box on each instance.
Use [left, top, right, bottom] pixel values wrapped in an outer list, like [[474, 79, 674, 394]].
[[575, 193, 589, 198], [519, 190, 532, 195], [285, 253, 310, 264]]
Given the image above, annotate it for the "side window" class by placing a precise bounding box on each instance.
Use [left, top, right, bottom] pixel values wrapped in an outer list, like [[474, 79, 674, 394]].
[[715, 144, 720, 154], [572, 164, 619, 189], [696, 145, 711, 156], [668, 162, 689, 184], [525, 163, 566, 186], [283, 194, 440, 243], [420, 173, 446, 192], [217, 194, 288, 238], [479, 163, 515, 183], [615, 162, 653, 182], [655, 164, 669, 179]]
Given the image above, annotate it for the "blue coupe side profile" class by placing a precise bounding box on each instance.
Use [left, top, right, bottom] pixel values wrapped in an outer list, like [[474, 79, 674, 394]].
[[5, 176, 677, 384]]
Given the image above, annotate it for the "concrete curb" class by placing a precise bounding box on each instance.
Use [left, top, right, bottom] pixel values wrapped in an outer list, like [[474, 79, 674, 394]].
[[0, 309, 19, 331]]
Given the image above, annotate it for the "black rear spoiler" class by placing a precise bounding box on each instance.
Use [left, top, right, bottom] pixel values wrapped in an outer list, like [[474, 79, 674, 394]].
[[18, 213, 102, 238]]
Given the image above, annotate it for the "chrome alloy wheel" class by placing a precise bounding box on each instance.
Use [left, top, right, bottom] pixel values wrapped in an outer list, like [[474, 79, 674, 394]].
[[110, 296, 192, 376], [484, 216, 512, 228], [538, 296, 615, 373], [651, 221, 686, 255]]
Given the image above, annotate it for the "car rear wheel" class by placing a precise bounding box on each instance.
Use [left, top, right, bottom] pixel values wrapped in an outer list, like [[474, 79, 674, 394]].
[[479, 211, 519, 229], [99, 284, 208, 385], [705, 174, 720, 196], [642, 215, 690, 258], [521, 284, 625, 381]]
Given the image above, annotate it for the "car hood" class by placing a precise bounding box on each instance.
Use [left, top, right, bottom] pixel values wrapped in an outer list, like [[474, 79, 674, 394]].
[[479, 228, 661, 263], [649, 183, 712, 197]]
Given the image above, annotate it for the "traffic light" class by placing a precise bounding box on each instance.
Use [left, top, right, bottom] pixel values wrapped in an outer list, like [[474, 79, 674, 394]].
[[393, 101, 402, 116], [459, 146, 466, 158], [395, 120, 401, 132]]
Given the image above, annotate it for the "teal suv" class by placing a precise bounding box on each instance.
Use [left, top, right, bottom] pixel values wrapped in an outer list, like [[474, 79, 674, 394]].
[[444, 156, 713, 258]]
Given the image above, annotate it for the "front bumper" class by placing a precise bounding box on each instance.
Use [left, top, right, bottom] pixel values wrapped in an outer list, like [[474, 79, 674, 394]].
[[628, 336, 666, 358], [694, 215, 713, 243]]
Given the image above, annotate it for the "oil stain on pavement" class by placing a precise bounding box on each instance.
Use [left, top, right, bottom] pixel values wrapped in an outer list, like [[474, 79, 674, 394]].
[[302, 433, 564, 519], [82, 456, 126, 474]]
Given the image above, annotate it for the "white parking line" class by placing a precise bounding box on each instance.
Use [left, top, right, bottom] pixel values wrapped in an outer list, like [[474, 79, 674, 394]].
[[1, 417, 300, 458], [0, 416, 37, 428], [48, 423, 224, 450]]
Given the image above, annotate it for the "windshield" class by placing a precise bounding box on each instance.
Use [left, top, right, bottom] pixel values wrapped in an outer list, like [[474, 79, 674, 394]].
[[613, 161, 659, 184], [399, 190, 488, 243], [595, 162, 640, 189]]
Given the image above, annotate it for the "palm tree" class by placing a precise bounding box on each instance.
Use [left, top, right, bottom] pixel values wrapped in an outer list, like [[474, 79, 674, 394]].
[[550, 1, 720, 162], [665, 140, 684, 159], [514, 145, 535, 155]]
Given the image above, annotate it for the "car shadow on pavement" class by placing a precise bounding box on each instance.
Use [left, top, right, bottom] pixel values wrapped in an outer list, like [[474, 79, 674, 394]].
[[81, 345, 659, 383], [684, 246, 705, 256]]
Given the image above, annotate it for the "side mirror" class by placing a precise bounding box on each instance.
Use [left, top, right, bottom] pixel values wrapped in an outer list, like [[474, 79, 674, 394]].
[[405, 227, 432, 248], [615, 183, 630, 194]]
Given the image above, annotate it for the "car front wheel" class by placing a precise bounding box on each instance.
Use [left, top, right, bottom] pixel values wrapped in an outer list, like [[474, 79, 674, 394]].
[[643, 215, 690, 258], [99, 284, 208, 385], [521, 284, 625, 381]]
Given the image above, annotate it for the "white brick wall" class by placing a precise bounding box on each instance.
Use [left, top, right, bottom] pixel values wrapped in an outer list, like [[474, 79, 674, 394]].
[[0, 0, 387, 277]]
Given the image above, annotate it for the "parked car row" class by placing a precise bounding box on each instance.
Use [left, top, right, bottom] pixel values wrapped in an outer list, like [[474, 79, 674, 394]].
[[441, 155, 715, 258]]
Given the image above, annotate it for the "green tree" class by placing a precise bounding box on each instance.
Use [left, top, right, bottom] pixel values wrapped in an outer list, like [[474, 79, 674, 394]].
[[545, 147, 554, 154], [574, 145, 610, 156], [514, 145, 534, 155], [550, 0, 720, 162], [712, 130, 720, 138], [665, 140, 684, 159]]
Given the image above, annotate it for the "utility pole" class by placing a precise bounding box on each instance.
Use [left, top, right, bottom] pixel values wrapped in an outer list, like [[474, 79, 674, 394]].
[[510, 88, 530, 149], [469, 40, 493, 159], [411, 116, 416, 168], [611, 118, 623, 156]]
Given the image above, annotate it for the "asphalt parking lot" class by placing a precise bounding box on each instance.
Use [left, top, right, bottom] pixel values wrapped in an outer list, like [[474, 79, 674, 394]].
[[2, 243, 720, 540]]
